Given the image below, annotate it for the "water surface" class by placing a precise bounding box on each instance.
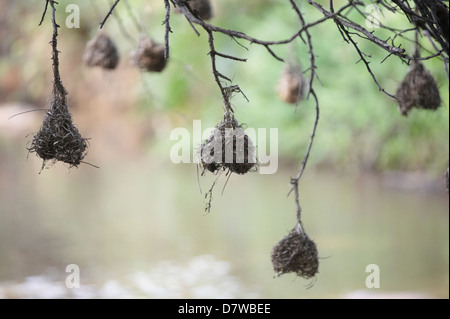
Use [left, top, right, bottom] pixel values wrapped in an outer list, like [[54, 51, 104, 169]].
[[0, 148, 448, 298]]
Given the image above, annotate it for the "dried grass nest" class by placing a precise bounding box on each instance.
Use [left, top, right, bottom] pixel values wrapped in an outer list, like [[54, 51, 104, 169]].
[[396, 61, 441, 116], [199, 114, 257, 175], [131, 35, 167, 72], [271, 226, 319, 279], [28, 94, 88, 171], [83, 32, 119, 70], [174, 0, 213, 20], [277, 65, 304, 104]]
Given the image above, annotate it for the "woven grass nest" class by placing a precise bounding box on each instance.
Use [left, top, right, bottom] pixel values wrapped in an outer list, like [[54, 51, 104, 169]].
[[131, 35, 167, 72], [271, 226, 319, 279], [199, 114, 256, 175], [396, 61, 441, 116], [83, 32, 119, 70], [28, 94, 88, 171], [175, 0, 213, 20]]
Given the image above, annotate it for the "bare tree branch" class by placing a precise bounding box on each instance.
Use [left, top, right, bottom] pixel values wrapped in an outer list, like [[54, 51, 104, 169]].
[[309, 0, 407, 58], [38, 0, 50, 26], [174, 0, 356, 57], [290, 0, 317, 101], [95, 0, 448, 220], [288, 90, 320, 215], [47, 0, 66, 98], [163, 0, 172, 58], [395, 0, 449, 55], [341, 22, 398, 98], [100, 0, 120, 29]]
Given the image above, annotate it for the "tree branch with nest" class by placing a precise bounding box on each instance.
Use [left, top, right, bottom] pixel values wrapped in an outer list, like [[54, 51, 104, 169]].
[[95, 0, 448, 280]]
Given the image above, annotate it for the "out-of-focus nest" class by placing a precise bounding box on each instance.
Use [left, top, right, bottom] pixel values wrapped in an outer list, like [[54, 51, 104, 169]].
[[83, 32, 119, 70], [199, 114, 256, 175], [277, 64, 304, 104], [174, 0, 213, 20], [396, 61, 441, 116], [131, 35, 167, 72], [28, 95, 88, 170], [271, 226, 319, 279]]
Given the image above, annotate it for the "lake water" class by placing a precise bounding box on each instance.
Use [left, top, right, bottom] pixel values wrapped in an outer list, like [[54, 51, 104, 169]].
[[0, 141, 448, 299]]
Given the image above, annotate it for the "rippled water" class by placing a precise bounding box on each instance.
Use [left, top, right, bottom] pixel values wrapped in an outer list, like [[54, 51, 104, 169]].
[[0, 144, 448, 298]]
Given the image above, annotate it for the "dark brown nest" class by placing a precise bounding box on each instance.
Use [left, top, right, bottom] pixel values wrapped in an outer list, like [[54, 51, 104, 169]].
[[28, 96, 88, 170], [131, 35, 167, 72], [277, 65, 304, 104], [199, 114, 256, 175], [271, 226, 319, 279], [174, 0, 213, 20], [396, 61, 441, 116], [83, 32, 119, 70]]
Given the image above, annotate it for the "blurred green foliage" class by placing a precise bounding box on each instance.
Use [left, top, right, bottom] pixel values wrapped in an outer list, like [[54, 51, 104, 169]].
[[0, 0, 448, 175]]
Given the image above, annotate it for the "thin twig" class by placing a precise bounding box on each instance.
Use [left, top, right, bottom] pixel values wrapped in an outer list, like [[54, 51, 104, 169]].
[[204, 170, 225, 214], [288, 90, 320, 233], [338, 23, 397, 99], [8, 109, 46, 120], [214, 52, 247, 62], [288, 90, 320, 198], [39, 0, 50, 26], [48, 0, 66, 99], [173, 0, 355, 61], [100, 0, 120, 29], [206, 29, 233, 112], [81, 161, 100, 169], [308, 0, 407, 58], [290, 0, 316, 101], [163, 0, 172, 58]]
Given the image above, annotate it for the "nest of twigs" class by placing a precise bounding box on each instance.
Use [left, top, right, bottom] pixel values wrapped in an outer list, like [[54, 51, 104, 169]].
[[83, 32, 119, 70], [28, 94, 88, 171], [396, 61, 441, 116], [131, 35, 167, 72], [199, 113, 256, 175], [277, 64, 304, 104], [271, 226, 319, 279], [175, 0, 213, 20]]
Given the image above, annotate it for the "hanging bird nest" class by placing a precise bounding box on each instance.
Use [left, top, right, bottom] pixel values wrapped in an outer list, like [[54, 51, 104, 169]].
[[131, 35, 167, 72], [28, 0, 89, 172], [271, 225, 319, 279], [174, 0, 213, 20], [28, 93, 88, 171], [395, 61, 441, 116], [199, 113, 257, 175], [83, 32, 119, 70], [277, 64, 304, 104]]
